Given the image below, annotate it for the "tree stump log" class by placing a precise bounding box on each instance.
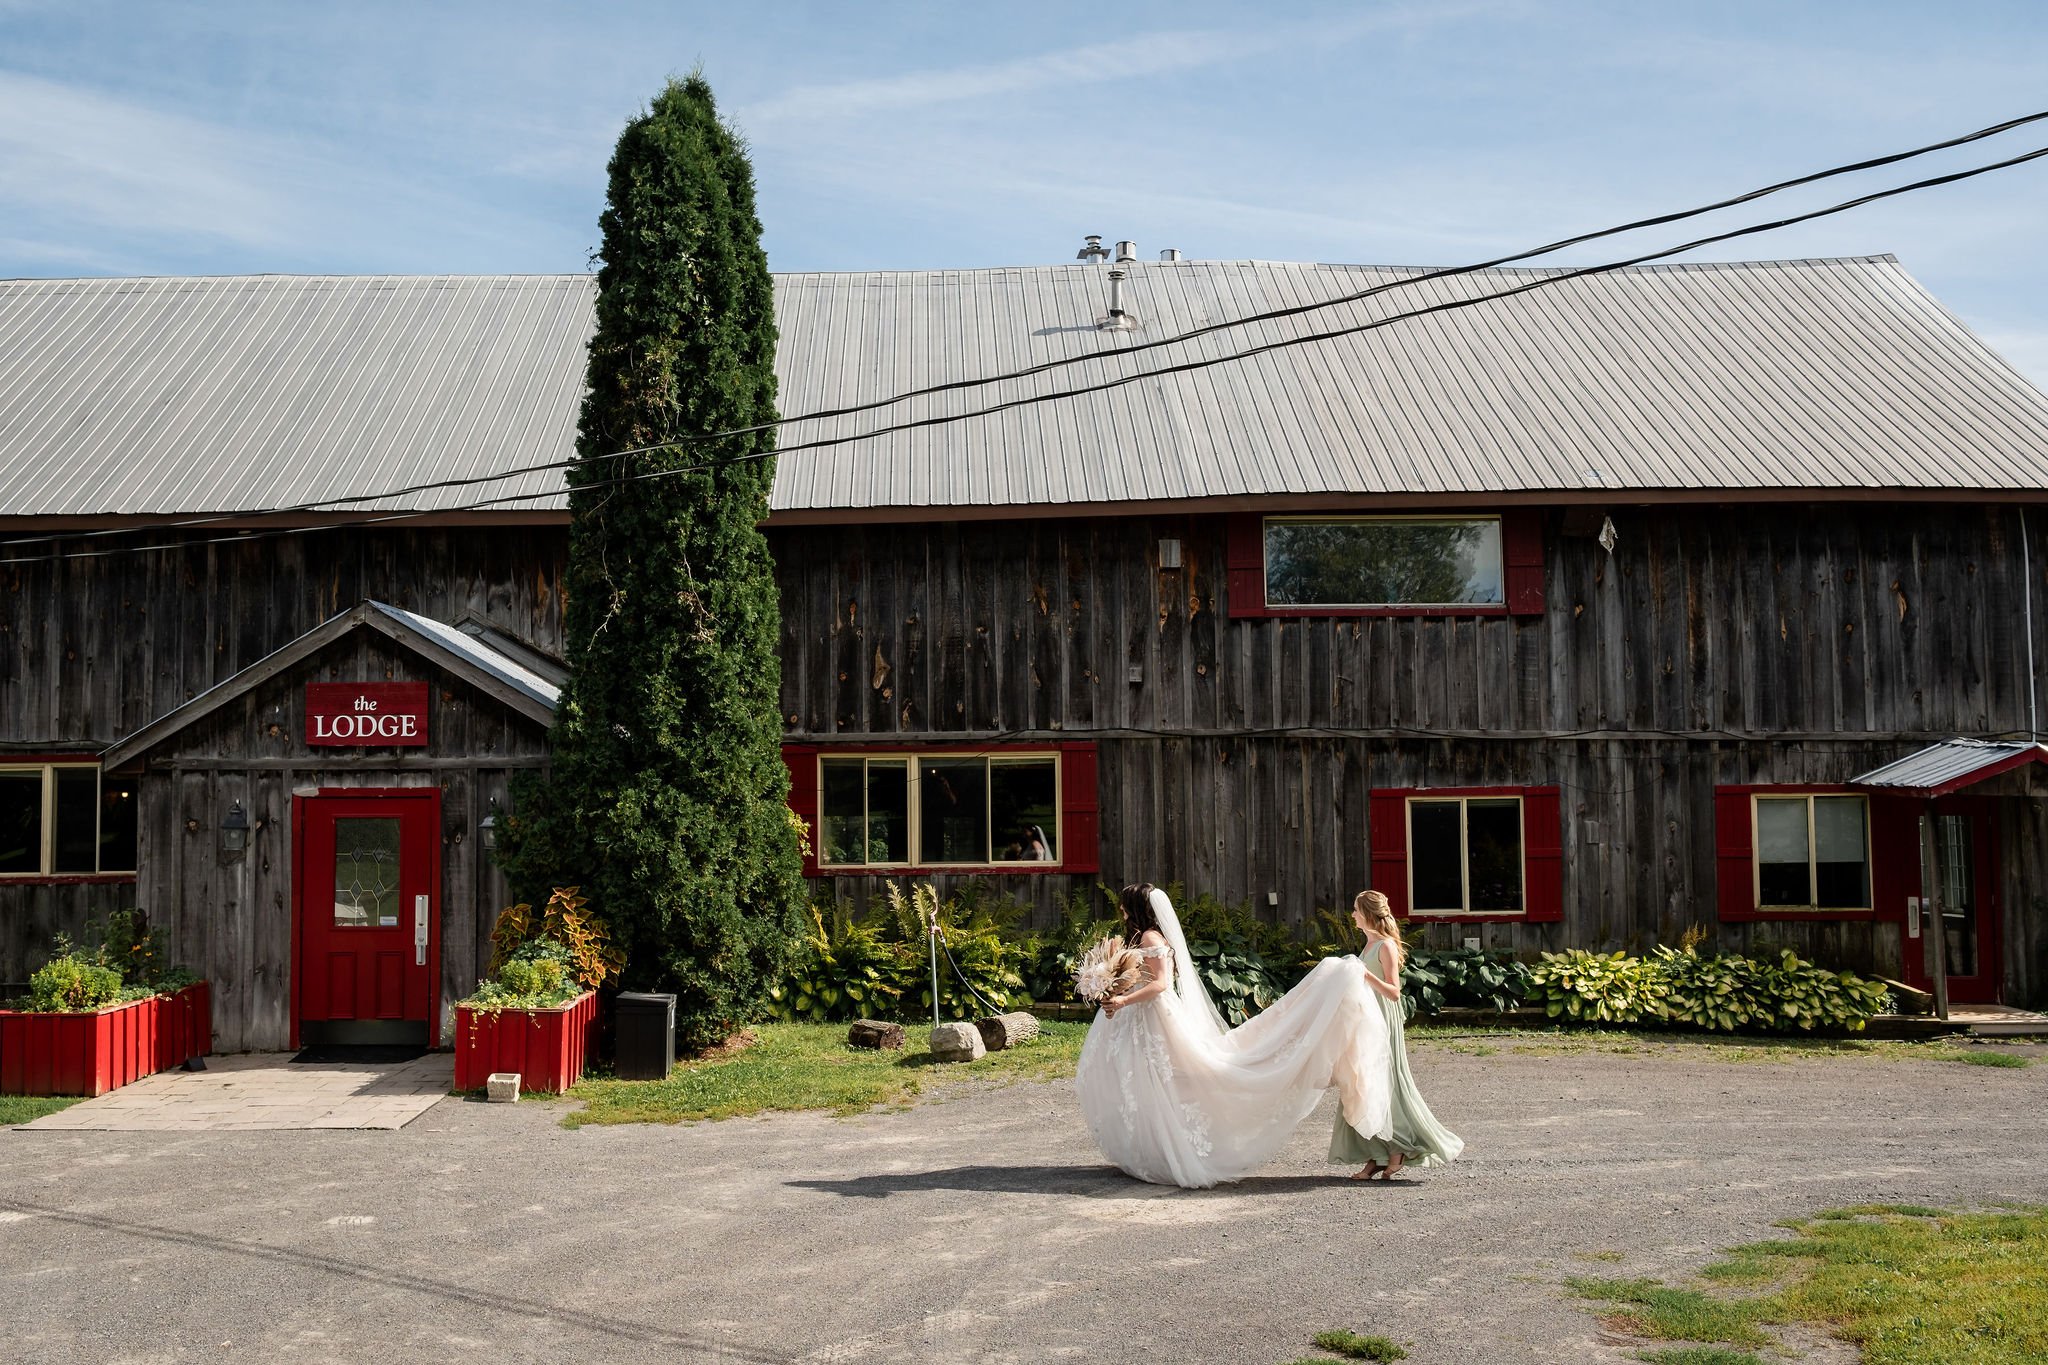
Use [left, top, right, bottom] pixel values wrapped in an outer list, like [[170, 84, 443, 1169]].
[[974, 1011, 1041, 1052], [847, 1019, 905, 1050]]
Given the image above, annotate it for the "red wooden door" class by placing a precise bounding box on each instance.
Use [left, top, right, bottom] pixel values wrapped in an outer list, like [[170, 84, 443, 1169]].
[[293, 790, 441, 1046], [1899, 799, 2003, 1005]]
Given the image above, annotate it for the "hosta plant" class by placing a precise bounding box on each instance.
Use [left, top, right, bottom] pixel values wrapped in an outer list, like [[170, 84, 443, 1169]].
[[1530, 949, 1668, 1024], [1750, 948, 1889, 1032], [1186, 930, 1288, 1027], [1399, 948, 1536, 1022], [881, 882, 1026, 1022], [766, 904, 910, 1023]]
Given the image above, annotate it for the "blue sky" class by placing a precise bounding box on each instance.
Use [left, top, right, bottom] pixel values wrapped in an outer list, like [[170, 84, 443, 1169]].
[[5, 0, 2048, 382]]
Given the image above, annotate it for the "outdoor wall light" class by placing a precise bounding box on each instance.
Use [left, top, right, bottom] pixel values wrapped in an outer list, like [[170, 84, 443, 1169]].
[[479, 807, 499, 852], [220, 802, 249, 854]]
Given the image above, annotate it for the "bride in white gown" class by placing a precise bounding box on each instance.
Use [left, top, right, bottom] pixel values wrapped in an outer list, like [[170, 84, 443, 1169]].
[[1075, 884, 1393, 1189]]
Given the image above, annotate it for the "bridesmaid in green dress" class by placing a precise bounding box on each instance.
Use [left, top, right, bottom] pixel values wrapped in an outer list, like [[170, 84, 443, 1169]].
[[1331, 889, 1464, 1181]]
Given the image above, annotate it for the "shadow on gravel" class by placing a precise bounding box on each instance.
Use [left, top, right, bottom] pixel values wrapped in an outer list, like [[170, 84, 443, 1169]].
[[0, 1199, 780, 1360], [790, 1165, 1412, 1199]]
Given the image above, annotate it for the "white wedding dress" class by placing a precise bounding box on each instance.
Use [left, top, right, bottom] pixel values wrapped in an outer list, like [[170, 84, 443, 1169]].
[[1075, 888, 1393, 1189]]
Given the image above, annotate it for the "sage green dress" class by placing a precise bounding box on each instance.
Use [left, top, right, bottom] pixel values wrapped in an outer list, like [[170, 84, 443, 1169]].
[[1330, 938, 1464, 1169]]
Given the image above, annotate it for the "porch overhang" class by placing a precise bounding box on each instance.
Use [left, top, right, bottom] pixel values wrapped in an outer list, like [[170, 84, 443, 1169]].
[[1848, 738, 2048, 799]]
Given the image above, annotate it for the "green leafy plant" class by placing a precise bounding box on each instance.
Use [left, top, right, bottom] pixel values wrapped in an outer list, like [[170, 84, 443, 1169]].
[[489, 886, 623, 992], [462, 939, 583, 1013], [881, 882, 1026, 1022], [1018, 886, 1122, 1003], [1399, 947, 1534, 1021], [1530, 949, 1668, 1024], [25, 954, 141, 1012], [766, 903, 910, 1023], [1185, 929, 1288, 1027]]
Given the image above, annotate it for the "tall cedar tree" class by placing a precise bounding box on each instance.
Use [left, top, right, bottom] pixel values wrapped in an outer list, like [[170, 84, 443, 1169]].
[[500, 75, 804, 1052]]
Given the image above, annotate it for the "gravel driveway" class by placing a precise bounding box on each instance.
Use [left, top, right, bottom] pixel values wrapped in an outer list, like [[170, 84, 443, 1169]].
[[4, 1039, 2044, 1364]]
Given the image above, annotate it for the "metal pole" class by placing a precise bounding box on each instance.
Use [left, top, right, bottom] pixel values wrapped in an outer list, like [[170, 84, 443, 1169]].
[[1921, 804, 1951, 1022], [928, 909, 941, 1031]]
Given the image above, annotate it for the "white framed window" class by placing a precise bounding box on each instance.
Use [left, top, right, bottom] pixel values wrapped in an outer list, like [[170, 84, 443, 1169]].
[[817, 752, 1060, 869], [0, 763, 138, 877], [1264, 515, 1505, 608], [1406, 794, 1525, 914], [1753, 794, 1870, 911]]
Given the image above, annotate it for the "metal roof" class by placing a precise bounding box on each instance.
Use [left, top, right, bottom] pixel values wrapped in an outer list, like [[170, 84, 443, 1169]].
[[367, 602, 560, 711], [1849, 738, 2048, 796], [5, 255, 2048, 520]]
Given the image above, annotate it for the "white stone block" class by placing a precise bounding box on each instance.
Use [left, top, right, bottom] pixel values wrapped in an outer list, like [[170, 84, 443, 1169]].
[[928, 1022, 985, 1063], [486, 1072, 521, 1103]]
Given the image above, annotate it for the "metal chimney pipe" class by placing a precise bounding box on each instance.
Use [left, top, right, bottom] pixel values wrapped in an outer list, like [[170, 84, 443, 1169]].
[[1114, 240, 1138, 264], [1076, 234, 1109, 263], [1107, 267, 1127, 317], [1159, 248, 1182, 262]]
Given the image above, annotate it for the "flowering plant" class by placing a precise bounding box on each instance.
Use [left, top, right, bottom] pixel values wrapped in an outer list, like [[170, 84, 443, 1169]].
[[1073, 936, 1143, 1005]]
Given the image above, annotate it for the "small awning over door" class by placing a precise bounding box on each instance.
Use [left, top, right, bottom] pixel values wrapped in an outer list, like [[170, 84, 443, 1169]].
[[1849, 739, 2048, 798]]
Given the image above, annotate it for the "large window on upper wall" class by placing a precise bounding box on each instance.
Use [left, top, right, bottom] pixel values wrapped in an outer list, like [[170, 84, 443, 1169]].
[[0, 763, 138, 877], [1264, 516, 1504, 607], [816, 752, 1061, 869], [1753, 793, 1870, 910]]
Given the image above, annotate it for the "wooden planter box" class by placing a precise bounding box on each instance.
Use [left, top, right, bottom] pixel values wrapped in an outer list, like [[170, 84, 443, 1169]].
[[0, 983, 212, 1097], [454, 990, 597, 1094]]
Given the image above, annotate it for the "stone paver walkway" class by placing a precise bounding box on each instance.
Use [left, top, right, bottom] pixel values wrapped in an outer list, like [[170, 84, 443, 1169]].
[[16, 1052, 454, 1131]]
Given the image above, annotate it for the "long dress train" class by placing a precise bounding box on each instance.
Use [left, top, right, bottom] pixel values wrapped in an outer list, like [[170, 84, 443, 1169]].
[[1329, 937, 1464, 1169], [1074, 890, 1392, 1189]]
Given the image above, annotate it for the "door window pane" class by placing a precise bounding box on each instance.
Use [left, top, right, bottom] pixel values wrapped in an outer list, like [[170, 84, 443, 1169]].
[[990, 760, 1058, 863], [820, 759, 866, 865], [51, 768, 99, 874], [1265, 518, 1504, 606], [1756, 798, 1812, 905], [1936, 814, 1977, 977], [866, 761, 909, 863], [99, 780, 137, 873], [1814, 796, 1869, 909], [0, 772, 41, 874], [334, 817, 401, 928], [919, 758, 989, 864], [1466, 799, 1524, 911], [1409, 801, 1464, 911]]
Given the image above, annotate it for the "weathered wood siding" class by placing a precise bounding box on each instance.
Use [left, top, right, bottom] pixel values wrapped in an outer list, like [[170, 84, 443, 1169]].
[[0, 529, 566, 1007], [773, 504, 2048, 996], [130, 633, 549, 1051]]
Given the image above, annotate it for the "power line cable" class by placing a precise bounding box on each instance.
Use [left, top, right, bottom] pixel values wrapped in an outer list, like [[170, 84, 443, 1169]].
[[6, 135, 2048, 568], [5, 107, 2045, 557]]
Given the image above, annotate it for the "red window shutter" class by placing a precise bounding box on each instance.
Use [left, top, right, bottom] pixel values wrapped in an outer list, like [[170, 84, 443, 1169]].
[[783, 745, 820, 877], [1060, 742, 1101, 873], [1502, 510, 1546, 616], [1224, 513, 1268, 619], [1521, 787, 1564, 922], [1714, 787, 1756, 921], [1368, 789, 1410, 917]]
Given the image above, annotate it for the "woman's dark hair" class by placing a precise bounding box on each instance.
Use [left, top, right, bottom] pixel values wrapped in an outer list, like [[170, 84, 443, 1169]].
[[1119, 883, 1161, 940]]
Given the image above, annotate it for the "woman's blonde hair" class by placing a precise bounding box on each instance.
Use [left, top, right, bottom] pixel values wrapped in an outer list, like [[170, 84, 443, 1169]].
[[1354, 889, 1401, 947]]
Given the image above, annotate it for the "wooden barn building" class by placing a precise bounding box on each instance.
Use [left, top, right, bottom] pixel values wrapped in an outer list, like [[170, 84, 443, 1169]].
[[5, 253, 2048, 1050]]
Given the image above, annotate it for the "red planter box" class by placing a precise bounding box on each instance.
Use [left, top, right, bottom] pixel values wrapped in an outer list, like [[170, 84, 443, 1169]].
[[0, 983, 212, 1098], [454, 991, 597, 1094]]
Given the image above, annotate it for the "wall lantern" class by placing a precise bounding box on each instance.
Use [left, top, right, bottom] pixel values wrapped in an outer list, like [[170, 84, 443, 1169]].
[[478, 807, 500, 852], [220, 802, 250, 854]]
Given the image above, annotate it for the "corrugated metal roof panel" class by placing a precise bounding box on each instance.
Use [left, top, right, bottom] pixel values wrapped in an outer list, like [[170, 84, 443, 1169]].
[[5, 256, 2048, 519], [1849, 739, 2048, 793]]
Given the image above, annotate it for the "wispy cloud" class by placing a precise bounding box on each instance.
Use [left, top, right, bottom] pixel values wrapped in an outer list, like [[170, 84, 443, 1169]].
[[741, 3, 1509, 127]]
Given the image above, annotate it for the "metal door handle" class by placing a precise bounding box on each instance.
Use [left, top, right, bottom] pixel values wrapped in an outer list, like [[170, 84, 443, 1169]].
[[414, 894, 430, 966]]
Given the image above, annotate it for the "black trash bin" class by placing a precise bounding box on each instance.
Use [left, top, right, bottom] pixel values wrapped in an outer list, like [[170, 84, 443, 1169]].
[[614, 992, 677, 1080]]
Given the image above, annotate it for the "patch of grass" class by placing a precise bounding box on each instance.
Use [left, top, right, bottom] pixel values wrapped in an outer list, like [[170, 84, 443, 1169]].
[[1575, 1249, 1627, 1263], [1308, 1328, 1407, 1360], [1407, 1025, 2045, 1067], [1566, 1277, 1772, 1349], [0, 1095, 82, 1126], [1943, 1049, 2032, 1068], [1634, 1349, 1767, 1365], [564, 1020, 1086, 1126], [1576, 1207, 2048, 1364]]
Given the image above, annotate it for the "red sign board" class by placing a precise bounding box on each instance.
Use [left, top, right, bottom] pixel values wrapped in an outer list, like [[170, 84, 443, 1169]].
[[305, 683, 430, 747]]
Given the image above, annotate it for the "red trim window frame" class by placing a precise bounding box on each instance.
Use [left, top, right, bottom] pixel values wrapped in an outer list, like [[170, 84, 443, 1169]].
[[1225, 511, 1546, 619], [0, 756, 140, 884], [1713, 784, 1887, 923], [782, 742, 1099, 877], [1368, 785, 1563, 923]]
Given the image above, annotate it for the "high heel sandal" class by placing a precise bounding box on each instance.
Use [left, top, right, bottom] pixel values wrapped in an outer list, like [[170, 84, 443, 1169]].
[[1378, 1153, 1405, 1182], [1350, 1161, 1381, 1181]]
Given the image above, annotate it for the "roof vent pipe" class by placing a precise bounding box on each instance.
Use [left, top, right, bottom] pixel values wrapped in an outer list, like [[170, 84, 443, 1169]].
[[1159, 248, 1182, 262], [1076, 234, 1110, 263], [1114, 240, 1138, 264], [1098, 268, 1137, 331]]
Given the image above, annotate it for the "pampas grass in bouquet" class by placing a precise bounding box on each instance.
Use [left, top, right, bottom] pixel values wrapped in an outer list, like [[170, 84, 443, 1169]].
[[1073, 936, 1143, 1004]]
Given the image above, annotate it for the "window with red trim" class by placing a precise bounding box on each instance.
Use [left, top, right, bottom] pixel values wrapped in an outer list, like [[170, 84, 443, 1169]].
[[783, 743, 1099, 876], [1714, 786, 1876, 921], [1368, 786, 1562, 921], [1226, 511, 1545, 618]]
